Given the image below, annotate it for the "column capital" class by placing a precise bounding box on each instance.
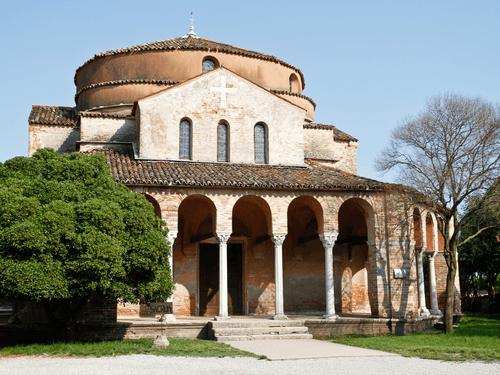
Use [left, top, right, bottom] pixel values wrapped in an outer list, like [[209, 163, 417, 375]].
[[427, 250, 438, 260], [216, 232, 231, 244], [319, 233, 338, 249], [166, 231, 178, 246], [416, 245, 427, 255], [271, 234, 287, 247]]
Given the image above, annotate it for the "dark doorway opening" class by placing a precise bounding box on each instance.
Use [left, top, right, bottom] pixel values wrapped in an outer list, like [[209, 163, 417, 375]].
[[199, 243, 243, 316]]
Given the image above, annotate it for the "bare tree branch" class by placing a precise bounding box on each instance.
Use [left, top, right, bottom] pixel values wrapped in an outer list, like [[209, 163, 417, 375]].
[[375, 92, 500, 333]]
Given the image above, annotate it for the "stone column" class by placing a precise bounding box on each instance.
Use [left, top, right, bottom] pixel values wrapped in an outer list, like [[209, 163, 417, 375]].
[[416, 246, 430, 317], [320, 233, 339, 320], [161, 231, 177, 322], [272, 234, 287, 320], [215, 232, 231, 320], [428, 251, 442, 315]]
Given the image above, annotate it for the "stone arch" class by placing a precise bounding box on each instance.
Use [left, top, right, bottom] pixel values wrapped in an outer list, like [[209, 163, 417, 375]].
[[143, 193, 162, 219], [232, 195, 272, 238], [232, 195, 274, 315], [177, 194, 217, 257], [283, 195, 327, 313], [335, 198, 373, 314]]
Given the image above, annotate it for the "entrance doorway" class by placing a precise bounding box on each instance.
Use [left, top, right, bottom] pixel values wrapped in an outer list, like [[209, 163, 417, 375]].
[[199, 243, 243, 316]]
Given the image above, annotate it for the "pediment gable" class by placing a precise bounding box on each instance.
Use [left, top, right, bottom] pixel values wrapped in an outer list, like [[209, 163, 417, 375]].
[[135, 67, 306, 165], [135, 67, 306, 114]]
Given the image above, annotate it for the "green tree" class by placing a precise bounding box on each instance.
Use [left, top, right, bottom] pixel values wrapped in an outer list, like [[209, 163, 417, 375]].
[[460, 186, 500, 301], [0, 149, 173, 338], [376, 93, 500, 333]]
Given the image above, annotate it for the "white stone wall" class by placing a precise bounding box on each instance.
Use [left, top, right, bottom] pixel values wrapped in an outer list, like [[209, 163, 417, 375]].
[[303, 127, 358, 174], [28, 125, 79, 156], [137, 68, 306, 166], [80, 117, 137, 143]]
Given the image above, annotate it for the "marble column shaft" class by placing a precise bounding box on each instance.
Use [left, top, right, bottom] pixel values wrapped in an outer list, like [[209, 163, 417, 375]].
[[320, 233, 338, 320], [272, 235, 287, 320]]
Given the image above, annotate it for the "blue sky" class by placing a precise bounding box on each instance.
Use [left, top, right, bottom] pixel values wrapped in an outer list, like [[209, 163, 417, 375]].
[[1, 0, 499, 182]]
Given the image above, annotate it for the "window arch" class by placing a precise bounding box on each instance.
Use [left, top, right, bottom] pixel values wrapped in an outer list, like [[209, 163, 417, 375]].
[[202, 57, 218, 73], [254, 123, 268, 164], [289, 73, 299, 93], [179, 119, 192, 159], [218, 122, 229, 162]]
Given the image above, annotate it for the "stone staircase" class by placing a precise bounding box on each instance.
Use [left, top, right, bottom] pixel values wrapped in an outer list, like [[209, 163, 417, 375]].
[[208, 319, 313, 342]]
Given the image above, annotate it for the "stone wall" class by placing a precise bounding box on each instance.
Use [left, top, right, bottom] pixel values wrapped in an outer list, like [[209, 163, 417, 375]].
[[303, 127, 358, 174], [28, 125, 79, 156], [137, 68, 306, 165], [124, 186, 425, 320]]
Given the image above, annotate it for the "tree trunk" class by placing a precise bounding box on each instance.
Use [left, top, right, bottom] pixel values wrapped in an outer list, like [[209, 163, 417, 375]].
[[444, 260, 456, 333]]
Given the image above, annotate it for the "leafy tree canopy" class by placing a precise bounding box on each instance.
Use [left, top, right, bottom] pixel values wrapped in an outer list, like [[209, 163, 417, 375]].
[[0, 148, 173, 307]]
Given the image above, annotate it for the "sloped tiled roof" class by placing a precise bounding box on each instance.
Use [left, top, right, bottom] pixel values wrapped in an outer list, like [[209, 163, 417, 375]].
[[87, 149, 383, 191], [271, 90, 316, 109], [75, 36, 305, 89], [80, 112, 131, 119], [29, 105, 77, 126], [303, 123, 358, 143]]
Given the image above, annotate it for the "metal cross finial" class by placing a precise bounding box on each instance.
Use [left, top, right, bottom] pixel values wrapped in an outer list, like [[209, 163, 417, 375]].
[[186, 12, 198, 38]]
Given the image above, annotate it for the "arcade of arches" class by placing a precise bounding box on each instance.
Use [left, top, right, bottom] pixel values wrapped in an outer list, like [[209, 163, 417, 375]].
[[118, 188, 459, 320]]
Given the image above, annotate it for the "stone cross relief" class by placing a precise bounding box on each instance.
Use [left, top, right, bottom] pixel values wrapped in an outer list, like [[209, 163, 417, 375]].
[[210, 76, 237, 108]]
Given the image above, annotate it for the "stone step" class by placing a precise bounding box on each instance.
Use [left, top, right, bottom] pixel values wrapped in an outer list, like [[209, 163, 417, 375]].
[[215, 333, 313, 342], [213, 326, 309, 336], [210, 320, 306, 328]]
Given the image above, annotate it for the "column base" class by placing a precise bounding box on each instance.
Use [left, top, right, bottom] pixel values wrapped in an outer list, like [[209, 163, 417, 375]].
[[430, 309, 442, 316], [272, 314, 288, 320], [323, 313, 339, 321], [419, 308, 430, 317], [159, 313, 176, 322], [215, 315, 231, 321]]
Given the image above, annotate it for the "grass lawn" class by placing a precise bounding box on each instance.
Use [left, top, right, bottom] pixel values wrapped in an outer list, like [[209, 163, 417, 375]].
[[327, 313, 500, 362], [0, 338, 264, 359]]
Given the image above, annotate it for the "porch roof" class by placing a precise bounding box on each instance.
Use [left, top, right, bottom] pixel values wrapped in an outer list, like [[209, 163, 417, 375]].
[[88, 149, 385, 191]]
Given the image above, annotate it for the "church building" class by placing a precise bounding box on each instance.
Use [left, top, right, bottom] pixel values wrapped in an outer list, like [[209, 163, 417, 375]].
[[28, 24, 459, 325]]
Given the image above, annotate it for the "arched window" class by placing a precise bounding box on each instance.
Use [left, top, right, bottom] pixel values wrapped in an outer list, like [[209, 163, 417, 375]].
[[254, 123, 267, 164], [202, 58, 216, 73], [289, 73, 299, 93], [179, 119, 192, 159], [218, 122, 229, 162]]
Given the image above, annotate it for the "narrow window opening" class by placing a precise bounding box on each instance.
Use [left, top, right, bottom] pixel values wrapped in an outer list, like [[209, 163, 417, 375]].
[[218, 123, 229, 162], [180, 119, 192, 159], [254, 124, 267, 164]]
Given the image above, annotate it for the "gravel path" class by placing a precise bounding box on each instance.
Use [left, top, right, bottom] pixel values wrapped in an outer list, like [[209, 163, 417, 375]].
[[1, 355, 499, 375]]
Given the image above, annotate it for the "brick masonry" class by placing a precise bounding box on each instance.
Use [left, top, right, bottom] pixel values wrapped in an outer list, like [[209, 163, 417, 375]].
[[25, 35, 460, 325]]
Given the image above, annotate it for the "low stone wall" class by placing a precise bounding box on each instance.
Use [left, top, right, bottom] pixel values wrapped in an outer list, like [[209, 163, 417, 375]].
[[305, 316, 441, 337], [0, 321, 209, 344], [0, 315, 441, 344]]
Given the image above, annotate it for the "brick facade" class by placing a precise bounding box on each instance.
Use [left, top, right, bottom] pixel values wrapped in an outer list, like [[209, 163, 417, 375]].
[[26, 33, 459, 324]]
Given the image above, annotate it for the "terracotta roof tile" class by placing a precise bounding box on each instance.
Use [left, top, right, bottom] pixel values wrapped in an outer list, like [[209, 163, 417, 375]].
[[270, 90, 316, 109], [75, 36, 305, 89], [80, 112, 131, 119], [87, 149, 383, 191], [29, 105, 77, 126], [303, 123, 358, 142]]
